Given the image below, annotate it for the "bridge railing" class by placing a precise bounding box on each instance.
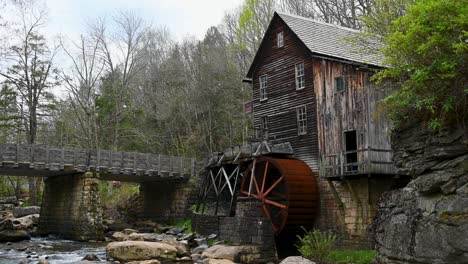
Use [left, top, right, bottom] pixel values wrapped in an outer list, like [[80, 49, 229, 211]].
[[0, 143, 199, 179]]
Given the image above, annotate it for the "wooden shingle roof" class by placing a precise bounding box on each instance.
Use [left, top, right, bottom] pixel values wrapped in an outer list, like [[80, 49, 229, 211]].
[[246, 12, 384, 78], [277, 12, 384, 67]]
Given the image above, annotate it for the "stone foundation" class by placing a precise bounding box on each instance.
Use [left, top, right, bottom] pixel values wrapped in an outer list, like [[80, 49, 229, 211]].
[[38, 172, 103, 241]]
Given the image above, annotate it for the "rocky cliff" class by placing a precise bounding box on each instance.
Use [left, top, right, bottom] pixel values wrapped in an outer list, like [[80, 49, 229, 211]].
[[373, 123, 468, 264]]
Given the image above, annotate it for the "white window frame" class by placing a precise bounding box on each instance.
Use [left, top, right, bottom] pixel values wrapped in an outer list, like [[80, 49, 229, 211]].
[[277, 31, 284, 48], [295, 62, 305, 90], [259, 75, 268, 101], [297, 106, 307, 135]]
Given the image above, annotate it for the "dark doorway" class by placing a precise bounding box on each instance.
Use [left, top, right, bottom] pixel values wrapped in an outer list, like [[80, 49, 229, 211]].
[[344, 130, 358, 172]]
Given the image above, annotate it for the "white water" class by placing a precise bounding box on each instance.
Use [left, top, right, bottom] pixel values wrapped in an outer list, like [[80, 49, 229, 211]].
[[0, 237, 107, 263]]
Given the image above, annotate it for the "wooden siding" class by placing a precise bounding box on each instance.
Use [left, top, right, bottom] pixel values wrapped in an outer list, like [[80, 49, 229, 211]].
[[251, 18, 319, 172], [313, 59, 395, 177]]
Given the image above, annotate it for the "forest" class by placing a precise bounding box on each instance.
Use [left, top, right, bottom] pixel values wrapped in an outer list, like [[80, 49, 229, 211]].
[[0, 0, 466, 205]]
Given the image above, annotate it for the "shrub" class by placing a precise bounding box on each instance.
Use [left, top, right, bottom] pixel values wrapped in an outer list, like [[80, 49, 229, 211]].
[[296, 228, 338, 262], [328, 250, 376, 264]]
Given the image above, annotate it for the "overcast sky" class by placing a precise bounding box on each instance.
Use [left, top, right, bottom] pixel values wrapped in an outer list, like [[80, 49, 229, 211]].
[[45, 0, 244, 41]]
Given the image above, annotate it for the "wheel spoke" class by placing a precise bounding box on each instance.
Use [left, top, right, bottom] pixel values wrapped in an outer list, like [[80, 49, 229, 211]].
[[253, 174, 260, 194], [264, 175, 285, 196], [264, 198, 287, 209], [261, 161, 269, 193]]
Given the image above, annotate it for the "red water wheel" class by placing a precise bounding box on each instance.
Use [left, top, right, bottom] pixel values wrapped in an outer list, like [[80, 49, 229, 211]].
[[240, 156, 319, 235]]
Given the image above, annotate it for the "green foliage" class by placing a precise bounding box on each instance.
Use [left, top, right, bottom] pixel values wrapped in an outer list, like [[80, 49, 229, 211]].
[[174, 219, 192, 234], [372, 0, 468, 128], [99, 181, 139, 208], [327, 250, 376, 264], [296, 228, 338, 262]]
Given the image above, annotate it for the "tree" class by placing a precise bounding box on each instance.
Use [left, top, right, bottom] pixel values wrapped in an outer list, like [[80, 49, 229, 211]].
[[371, 0, 468, 128], [0, 1, 57, 205]]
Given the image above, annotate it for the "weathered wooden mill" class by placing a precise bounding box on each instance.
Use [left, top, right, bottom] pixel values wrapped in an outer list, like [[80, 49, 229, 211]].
[[194, 12, 406, 247]]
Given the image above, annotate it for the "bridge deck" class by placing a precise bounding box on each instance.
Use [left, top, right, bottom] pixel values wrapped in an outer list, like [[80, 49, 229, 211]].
[[0, 144, 200, 182]]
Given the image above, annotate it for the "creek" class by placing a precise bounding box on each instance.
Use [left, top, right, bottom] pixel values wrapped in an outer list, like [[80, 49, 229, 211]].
[[0, 237, 107, 263]]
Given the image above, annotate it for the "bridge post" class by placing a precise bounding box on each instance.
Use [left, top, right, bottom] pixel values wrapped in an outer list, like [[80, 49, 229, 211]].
[[139, 180, 194, 223], [38, 172, 104, 241]]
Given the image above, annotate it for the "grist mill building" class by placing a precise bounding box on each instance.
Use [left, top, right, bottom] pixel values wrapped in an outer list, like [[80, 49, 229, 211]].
[[196, 12, 405, 248]]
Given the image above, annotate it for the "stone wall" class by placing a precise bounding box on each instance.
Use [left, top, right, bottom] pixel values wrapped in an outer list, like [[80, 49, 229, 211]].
[[191, 213, 220, 235], [38, 172, 103, 241], [140, 179, 195, 223], [373, 123, 468, 263], [316, 176, 403, 248]]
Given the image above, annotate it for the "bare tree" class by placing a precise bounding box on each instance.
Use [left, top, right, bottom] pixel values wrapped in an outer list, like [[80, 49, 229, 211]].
[[59, 31, 106, 148]]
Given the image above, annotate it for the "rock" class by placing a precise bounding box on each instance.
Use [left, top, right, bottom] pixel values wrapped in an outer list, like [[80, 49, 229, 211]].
[[194, 237, 207, 246], [106, 220, 131, 231], [202, 259, 235, 264], [192, 245, 209, 254], [0, 230, 30, 242], [0, 196, 18, 205], [127, 260, 161, 264], [279, 256, 316, 264], [37, 259, 49, 264], [13, 206, 40, 218], [122, 228, 138, 235], [207, 234, 217, 240], [112, 232, 128, 241], [201, 245, 263, 263], [191, 253, 202, 262], [12, 214, 40, 230], [165, 226, 186, 235], [373, 124, 468, 264], [179, 233, 194, 241], [124, 233, 189, 255], [106, 241, 178, 262], [82, 254, 101, 261]]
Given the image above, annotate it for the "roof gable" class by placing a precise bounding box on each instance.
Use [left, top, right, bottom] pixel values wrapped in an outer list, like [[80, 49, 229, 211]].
[[246, 12, 384, 78]]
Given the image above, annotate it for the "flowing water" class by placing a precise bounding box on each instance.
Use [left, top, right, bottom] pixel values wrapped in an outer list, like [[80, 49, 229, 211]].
[[0, 237, 107, 263]]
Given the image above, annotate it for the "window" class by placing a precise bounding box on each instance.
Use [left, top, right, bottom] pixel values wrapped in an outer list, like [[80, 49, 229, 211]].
[[277, 31, 284, 48], [261, 116, 268, 131], [295, 63, 305, 90], [259, 75, 268, 101], [335, 76, 346, 92], [297, 106, 307, 135]]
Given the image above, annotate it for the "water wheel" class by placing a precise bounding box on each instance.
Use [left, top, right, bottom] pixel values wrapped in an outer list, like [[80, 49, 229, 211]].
[[239, 156, 319, 235]]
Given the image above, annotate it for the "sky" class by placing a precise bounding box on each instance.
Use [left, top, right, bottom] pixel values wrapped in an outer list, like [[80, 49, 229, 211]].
[[45, 0, 244, 41]]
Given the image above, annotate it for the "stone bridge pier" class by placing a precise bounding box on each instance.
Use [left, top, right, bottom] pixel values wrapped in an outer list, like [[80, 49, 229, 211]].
[[38, 172, 103, 241]]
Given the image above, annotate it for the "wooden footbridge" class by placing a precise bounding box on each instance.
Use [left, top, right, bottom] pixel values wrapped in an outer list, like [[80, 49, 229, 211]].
[[0, 143, 199, 182], [0, 143, 201, 241]]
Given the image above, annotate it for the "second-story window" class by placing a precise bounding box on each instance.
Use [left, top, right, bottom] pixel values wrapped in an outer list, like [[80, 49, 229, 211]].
[[335, 76, 346, 92], [297, 106, 307, 135], [260, 75, 268, 101], [277, 31, 284, 48], [295, 62, 305, 90]]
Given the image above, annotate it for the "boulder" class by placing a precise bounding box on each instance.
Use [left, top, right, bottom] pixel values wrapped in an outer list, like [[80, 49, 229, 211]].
[[127, 260, 161, 264], [0, 196, 18, 205], [165, 226, 186, 235], [12, 214, 39, 230], [122, 228, 138, 235], [82, 254, 101, 261], [106, 241, 178, 262], [280, 256, 316, 264], [0, 230, 30, 242], [202, 259, 236, 264], [112, 231, 128, 241], [125, 233, 189, 255], [201, 245, 264, 263], [13, 206, 40, 218]]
